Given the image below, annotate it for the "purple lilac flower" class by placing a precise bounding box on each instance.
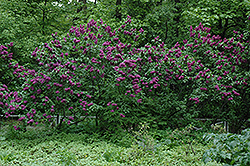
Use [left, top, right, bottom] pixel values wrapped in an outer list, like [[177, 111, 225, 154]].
[[37, 89, 42, 94], [130, 94, 136, 97], [139, 28, 144, 33], [65, 88, 70, 91], [120, 114, 125, 117], [27, 119, 34, 124], [232, 90, 240, 96], [200, 87, 208, 91], [88, 103, 93, 106], [14, 126, 20, 130], [18, 116, 26, 121]]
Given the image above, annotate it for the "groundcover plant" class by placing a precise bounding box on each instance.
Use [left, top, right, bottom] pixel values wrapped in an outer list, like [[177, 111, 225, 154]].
[[0, 15, 249, 132], [0, 124, 223, 166]]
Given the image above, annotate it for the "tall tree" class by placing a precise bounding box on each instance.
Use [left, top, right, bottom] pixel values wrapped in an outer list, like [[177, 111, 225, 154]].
[[183, 0, 249, 39]]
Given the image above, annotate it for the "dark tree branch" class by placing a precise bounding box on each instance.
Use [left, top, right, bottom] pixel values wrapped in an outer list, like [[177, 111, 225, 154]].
[[116, 0, 122, 20]]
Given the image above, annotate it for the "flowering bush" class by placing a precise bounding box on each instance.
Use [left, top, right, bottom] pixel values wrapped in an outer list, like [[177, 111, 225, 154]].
[[1, 17, 146, 131], [0, 15, 249, 132]]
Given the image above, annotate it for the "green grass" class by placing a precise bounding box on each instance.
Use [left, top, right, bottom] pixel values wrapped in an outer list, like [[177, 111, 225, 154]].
[[0, 120, 222, 166]]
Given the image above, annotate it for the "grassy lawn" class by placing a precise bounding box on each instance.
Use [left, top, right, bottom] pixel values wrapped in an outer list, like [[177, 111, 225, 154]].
[[0, 120, 222, 166]]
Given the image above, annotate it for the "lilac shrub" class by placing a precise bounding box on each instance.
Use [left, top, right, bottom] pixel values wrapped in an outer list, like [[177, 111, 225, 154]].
[[1, 16, 250, 132], [104, 18, 250, 129], [183, 22, 250, 132], [6, 17, 147, 131]]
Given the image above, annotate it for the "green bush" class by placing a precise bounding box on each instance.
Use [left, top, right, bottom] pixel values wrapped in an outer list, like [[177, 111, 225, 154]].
[[203, 128, 250, 165]]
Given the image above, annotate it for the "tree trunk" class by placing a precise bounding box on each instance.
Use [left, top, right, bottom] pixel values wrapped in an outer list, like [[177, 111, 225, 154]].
[[157, 0, 163, 6], [164, 19, 168, 42], [221, 18, 228, 39], [42, 0, 47, 35], [174, 0, 181, 38], [116, 0, 122, 20], [77, 0, 87, 13], [73, 0, 87, 23]]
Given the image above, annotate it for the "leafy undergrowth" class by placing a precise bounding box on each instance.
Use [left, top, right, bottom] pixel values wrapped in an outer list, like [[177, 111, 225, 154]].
[[203, 128, 250, 166], [0, 122, 222, 166]]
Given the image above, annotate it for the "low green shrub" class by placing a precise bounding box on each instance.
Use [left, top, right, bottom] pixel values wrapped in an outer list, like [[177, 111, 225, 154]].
[[0, 132, 222, 166], [203, 128, 250, 166], [0, 120, 223, 165]]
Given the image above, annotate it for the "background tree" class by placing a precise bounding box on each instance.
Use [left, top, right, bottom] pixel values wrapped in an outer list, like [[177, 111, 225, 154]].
[[183, 0, 250, 39], [0, 0, 77, 89]]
